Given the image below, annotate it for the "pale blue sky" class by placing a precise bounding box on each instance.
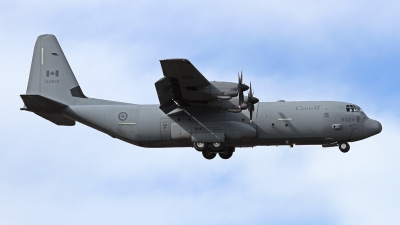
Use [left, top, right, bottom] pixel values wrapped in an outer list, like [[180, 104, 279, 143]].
[[1, 1, 399, 224]]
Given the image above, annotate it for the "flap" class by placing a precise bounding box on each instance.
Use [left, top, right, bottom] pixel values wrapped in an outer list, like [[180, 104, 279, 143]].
[[155, 77, 184, 114]]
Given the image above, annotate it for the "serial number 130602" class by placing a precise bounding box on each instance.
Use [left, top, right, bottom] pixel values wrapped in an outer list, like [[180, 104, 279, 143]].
[[45, 80, 59, 83]]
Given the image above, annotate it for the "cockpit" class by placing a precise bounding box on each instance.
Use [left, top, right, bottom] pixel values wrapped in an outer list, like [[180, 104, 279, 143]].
[[346, 104, 368, 118], [346, 105, 363, 113]]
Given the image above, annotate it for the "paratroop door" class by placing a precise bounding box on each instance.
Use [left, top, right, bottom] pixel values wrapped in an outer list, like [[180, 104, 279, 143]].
[[160, 118, 171, 140]]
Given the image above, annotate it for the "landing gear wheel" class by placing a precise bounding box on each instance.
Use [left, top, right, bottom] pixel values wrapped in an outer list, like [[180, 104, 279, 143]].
[[219, 147, 234, 159], [339, 142, 350, 153], [194, 142, 206, 151], [202, 148, 216, 160], [210, 142, 224, 151]]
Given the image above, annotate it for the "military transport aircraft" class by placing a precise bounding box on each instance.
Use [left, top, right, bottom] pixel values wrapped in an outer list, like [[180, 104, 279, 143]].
[[20, 35, 382, 160]]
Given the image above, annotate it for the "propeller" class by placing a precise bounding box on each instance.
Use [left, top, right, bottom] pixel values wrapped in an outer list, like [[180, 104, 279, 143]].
[[237, 71, 249, 108], [247, 82, 259, 122]]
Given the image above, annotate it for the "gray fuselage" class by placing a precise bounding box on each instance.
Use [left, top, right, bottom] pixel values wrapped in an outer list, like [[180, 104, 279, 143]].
[[21, 34, 383, 160], [62, 98, 381, 148]]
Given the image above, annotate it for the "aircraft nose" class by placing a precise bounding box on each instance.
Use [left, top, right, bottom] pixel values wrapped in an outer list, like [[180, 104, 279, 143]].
[[364, 119, 382, 137]]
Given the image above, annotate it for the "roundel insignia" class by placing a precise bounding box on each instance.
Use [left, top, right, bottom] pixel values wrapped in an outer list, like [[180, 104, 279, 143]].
[[118, 112, 128, 121]]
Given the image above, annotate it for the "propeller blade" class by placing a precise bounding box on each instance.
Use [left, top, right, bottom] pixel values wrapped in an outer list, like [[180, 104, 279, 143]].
[[239, 91, 244, 108], [240, 72, 249, 92], [249, 82, 253, 98], [237, 71, 249, 107], [247, 82, 259, 122]]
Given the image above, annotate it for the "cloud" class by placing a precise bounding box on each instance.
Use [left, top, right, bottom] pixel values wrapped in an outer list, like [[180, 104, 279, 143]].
[[0, 0, 399, 224], [1, 114, 398, 225]]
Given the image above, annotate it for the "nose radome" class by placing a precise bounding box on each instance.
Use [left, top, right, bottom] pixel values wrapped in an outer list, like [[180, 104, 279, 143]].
[[364, 119, 382, 137]]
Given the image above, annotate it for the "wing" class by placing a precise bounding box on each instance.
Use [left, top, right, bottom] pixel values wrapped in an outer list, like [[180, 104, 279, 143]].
[[156, 59, 212, 113], [155, 58, 249, 114]]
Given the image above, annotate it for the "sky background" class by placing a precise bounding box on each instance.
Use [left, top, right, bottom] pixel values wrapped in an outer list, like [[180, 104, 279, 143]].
[[1, 0, 399, 224]]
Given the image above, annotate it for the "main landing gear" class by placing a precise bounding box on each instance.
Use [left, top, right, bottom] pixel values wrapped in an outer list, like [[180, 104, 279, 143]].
[[219, 148, 234, 159], [194, 142, 235, 160], [338, 142, 350, 153], [202, 148, 217, 160]]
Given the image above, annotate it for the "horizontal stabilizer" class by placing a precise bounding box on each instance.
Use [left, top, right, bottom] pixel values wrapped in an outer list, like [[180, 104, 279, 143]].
[[21, 95, 75, 126], [35, 112, 75, 126], [20, 94, 67, 113]]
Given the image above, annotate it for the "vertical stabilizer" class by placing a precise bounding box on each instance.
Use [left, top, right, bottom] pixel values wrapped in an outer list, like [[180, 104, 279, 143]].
[[26, 34, 86, 105]]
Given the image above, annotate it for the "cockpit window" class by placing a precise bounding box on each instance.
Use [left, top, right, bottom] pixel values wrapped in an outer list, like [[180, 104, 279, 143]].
[[346, 105, 363, 113]]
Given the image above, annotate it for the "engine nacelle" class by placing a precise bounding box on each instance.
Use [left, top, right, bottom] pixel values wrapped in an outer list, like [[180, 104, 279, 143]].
[[196, 81, 238, 98], [206, 96, 249, 111]]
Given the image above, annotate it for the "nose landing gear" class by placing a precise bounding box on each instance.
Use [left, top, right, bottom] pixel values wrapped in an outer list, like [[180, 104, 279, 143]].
[[338, 142, 350, 153]]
